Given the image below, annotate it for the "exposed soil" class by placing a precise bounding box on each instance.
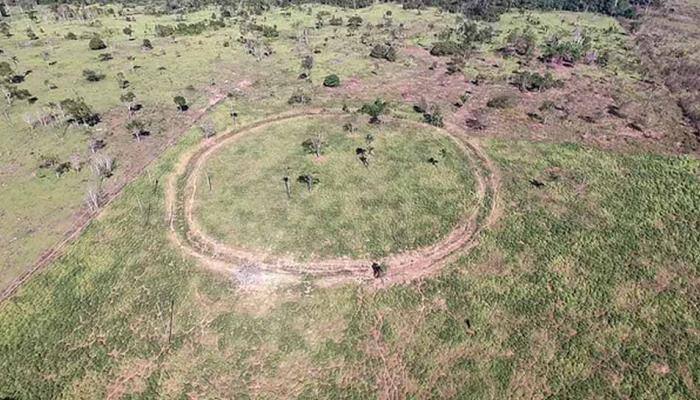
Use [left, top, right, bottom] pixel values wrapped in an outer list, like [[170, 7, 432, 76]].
[[165, 109, 501, 288]]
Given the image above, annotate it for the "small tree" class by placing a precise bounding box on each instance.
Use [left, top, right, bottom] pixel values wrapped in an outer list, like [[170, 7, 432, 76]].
[[126, 119, 147, 142], [89, 36, 107, 50], [302, 133, 325, 158], [297, 174, 319, 192], [142, 38, 153, 50], [323, 74, 340, 87], [360, 99, 388, 123], [120, 91, 136, 113], [122, 26, 133, 36], [173, 96, 188, 111]]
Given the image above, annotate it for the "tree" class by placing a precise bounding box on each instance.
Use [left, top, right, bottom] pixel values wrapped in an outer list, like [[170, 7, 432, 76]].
[[89, 36, 107, 50], [142, 39, 153, 50], [297, 174, 319, 192], [120, 91, 136, 113], [359, 99, 388, 123], [173, 95, 188, 111], [123, 26, 133, 36], [282, 168, 291, 199], [60, 97, 99, 126], [323, 74, 340, 87], [126, 119, 148, 142], [302, 134, 325, 158]]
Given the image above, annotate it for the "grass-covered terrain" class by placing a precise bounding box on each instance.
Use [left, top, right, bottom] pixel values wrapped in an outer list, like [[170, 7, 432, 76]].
[[0, 0, 698, 398], [194, 115, 476, 259], [0, 132, 697, 398]]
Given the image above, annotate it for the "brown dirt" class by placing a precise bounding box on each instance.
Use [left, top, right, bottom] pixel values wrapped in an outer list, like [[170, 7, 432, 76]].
[[164, 109, 501, 289]]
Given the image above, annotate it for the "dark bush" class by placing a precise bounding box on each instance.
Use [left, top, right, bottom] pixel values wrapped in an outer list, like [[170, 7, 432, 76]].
[[512, 71, 563, 92], [430, 41, 462, 57], [142, 39, 153, 50], [173, 95, 188, 111], [82, 69, 105, 82], [65, 32, 77, 40], [60, 97, 100, 126], [370, 44, 397, 62], [89, 37, 107, 50], [487, 94, 518, 109], [323, 74, 340, 87]]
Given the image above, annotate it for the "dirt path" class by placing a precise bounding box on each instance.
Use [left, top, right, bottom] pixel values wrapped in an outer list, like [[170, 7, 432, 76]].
[[0, 92, 230, 305], [165, 109, 501, 288]]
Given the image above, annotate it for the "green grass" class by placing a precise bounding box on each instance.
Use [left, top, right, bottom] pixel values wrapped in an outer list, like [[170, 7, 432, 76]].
[[1, 135, 697, 398], [195, 115, 476, 259]]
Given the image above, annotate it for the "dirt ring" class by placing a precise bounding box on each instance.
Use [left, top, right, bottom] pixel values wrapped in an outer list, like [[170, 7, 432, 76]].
[[165, 108, 501, 287]]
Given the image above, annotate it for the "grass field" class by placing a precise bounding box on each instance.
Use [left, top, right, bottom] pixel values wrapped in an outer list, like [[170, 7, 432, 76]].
[[194, 115, 476, 259], [0, 1, 698, 398], [0, 132, 697, 398]]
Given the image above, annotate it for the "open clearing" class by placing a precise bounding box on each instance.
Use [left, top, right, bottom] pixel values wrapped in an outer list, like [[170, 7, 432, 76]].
[[0, 1, 698, 399]]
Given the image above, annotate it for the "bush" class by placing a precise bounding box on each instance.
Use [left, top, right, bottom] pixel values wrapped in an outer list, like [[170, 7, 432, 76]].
[[301, 55, 314, 70], [430, 41, 462, 57], [502, 28, 537, 58], [142, 39, 153, 50], [370, 44, 397, 62], [82, 69, 105, 82], [542, 34, 591, 63], [329, 16, 343, 26], [288, 90, 311, 105], [512, 71, 562, 92], [122, 26, 132, 36], [360, 98, 388, 123], [457, 20, 494, 48], [323, 74, 340, 87], [60, 97, 100, 126], [65, 32, 77, 40], [173, 95, 188, 111], [487, 94, 518, 109], [89, 36, 107, 50], [347, 16, 363, 29], [423, 106, 444, 127]]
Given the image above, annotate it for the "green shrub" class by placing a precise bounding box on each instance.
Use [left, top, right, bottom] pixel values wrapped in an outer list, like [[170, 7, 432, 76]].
[[512, 71, 563, 92], [65, 31, 77, 40], [370, 44, 397, 62], [88, 36, 106, 50], [430, 41, 462, 57], [502, 28, 537, 58], [82, 69, 105, 82], [173, 95, 188, 111], [359, 98, 388, 123], [60, 97, 99, 125], [487, 94, 518, 109], [323, 74, 340, 87]]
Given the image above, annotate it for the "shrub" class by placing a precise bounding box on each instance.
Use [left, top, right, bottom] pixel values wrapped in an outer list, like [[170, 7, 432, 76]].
[[329, 16, 343, 26], [502, 28, 537, 58], [262, 25, 278, 38], [323, 74, 340, 87], [422, 106, 444, 127], [347, 16, 363, 29], [370, 44, 397, 62], [173, 95, 188, 111], [82, 69, 105, 82], [487, 94, 518, 109], [288, 90, 311, 104], [360, 98, 388, 123], [0, 61, 12, 77], [542, 34, 591, 63], [97, 53, 113, 62], [89, 36, 107, 50], [142, 39, 153, 50], [60, 97, 100, 125], [301, 55, 313, 70], [512, 71, 562, 92], [457, 20, 493, 48], [122, 26, 132, 36], [65, 32, 77, 40], [430, 41, 462, 57]]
